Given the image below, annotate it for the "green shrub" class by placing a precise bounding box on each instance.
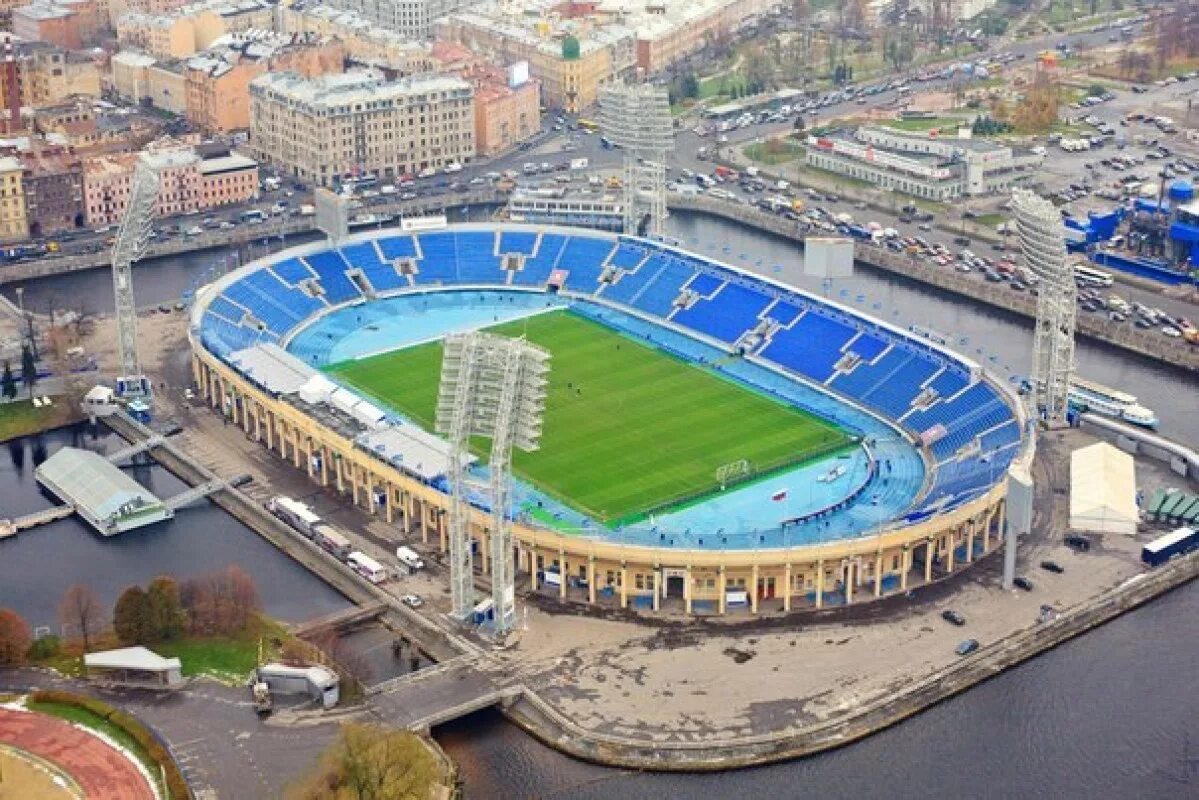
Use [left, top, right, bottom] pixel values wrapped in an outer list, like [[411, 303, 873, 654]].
[[27, 635, 61, 660]]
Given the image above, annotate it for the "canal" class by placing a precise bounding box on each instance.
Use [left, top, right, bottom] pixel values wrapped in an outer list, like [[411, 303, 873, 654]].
[[0, 424, 351, 629]]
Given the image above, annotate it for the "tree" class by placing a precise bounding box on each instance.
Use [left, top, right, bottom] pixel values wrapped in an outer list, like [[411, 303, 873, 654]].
[[288, 724, 439, 800], [20, 344, 36, 399], [680, 71, 699, 100], [1, 360, 15, 400], [113, 586, 153, 645], [146, 575, 184, 641], [58, 583, 103, 652], [0, 608, 32, 665], [182, 566, 260, 635]]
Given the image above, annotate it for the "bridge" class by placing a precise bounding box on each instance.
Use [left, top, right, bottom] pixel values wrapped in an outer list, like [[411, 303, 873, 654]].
[[105, 435, 166, 463], [0, 505, 75, 539], [367, 655, 521, 731], [289, 601, 388, 639]]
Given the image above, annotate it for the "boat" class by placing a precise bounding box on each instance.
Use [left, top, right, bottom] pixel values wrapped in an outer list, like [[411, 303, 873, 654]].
[[1067, 378, 1159, 428]]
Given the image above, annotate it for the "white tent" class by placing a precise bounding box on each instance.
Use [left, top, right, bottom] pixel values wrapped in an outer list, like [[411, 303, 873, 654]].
[[1070, 442, 1138, 535]]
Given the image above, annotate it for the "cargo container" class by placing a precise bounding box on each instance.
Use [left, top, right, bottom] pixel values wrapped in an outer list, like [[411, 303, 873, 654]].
[[1141, 527, 1198, 567]]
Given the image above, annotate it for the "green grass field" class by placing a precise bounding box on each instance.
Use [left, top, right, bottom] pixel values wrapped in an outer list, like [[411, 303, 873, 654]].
[[326, 311, 851, 524]]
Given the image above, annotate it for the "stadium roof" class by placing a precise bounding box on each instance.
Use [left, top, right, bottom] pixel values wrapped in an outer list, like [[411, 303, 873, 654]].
[[357, 423, 466, 482], [228, 343, 316, 395], [35, 447, 171, 535]]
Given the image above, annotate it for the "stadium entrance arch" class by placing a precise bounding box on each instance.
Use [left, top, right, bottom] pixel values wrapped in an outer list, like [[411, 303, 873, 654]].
[[663, 568, 686, 598]]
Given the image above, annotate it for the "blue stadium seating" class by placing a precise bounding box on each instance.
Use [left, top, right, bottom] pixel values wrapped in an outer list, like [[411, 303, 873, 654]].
[[207, 296, 246, 322], [341, 242, 407, 293], [377, 234, 418, 260], [765, 301, 802, 326], [609, 240, 647, 269], [927, 368, 970, 399], [455, 232, 502, 284], [686, 273, 725, 297], [847, 332, 888, 361], [413, 232, 459, 284], [499, 231, 538, 255], [304, 251, 361, 305], [763, 311, 855, 382], [272, 258, 314, 286], [514, 233, 567, 286], [630, 257, 695, 317], [556, 236, 612, 292], [674, 282, 772, 344]]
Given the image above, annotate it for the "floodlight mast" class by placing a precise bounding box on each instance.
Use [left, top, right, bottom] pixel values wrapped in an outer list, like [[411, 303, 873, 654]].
[[111, 157, 160, 401], [436, 332, 550, 637], [599, 83, 672, 239]]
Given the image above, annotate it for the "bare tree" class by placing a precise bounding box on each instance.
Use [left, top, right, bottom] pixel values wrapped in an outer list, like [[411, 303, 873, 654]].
[[59, 583, 103, 651]]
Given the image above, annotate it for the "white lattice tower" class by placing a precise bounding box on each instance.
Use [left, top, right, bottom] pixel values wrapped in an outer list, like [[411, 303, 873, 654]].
[[599, 83, 673, 238], [111, 157, 160, 401], [436, 332, 550, 635], [1012, 188, 1076, 428]]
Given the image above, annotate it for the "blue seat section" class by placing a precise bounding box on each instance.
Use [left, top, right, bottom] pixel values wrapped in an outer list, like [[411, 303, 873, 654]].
[[499, 231, 538, 255], [271, 257, 314, 285], [601, 255, 666, 305], [686, 272, 725, 297], [979, 420, 1020, 452], [201, 312, 260, 356], [766, 301, 802, 326], [630, 257, 695, 317], [514, 233, 567, 286], [413, 232, 459, 284], [847, 332, 888, 361], [864, 354, 941, 418], [304, 251, 361, 305], [207, 295, 245, 322], [454, 232, 502, 284], [927, 367, 969, 399], [222, 270, 322, 335], [377, 234, 418, 260], [556, 236, 613, 292], [763, 311, 855, 382], [341, 242, 385, 269], [906, 382, 993, 434], [609, 240, 647, 269], [833, 347, 908, 398], [674, 282, 772, 344]]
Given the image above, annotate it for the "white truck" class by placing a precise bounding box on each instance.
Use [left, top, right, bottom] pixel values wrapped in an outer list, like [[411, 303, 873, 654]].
[[569, 157, 590, 170], [396, 545, 426, 571]]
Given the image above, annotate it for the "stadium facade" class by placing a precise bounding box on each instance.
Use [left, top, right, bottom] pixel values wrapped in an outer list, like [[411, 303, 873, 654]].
[[189, 223, 1028, 615]]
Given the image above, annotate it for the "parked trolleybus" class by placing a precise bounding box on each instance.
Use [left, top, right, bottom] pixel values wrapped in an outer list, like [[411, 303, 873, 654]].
[[314, 525, 353, 560], [347, 551, 389, 584]]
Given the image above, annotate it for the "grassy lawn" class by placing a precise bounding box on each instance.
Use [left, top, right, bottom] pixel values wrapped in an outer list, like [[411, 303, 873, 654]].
[[0, 398, 81, 443], [743, 140, 803, 165], [24, 699, 164, 795], [698, 71, 748, 100], [327, 311, 852, 525]]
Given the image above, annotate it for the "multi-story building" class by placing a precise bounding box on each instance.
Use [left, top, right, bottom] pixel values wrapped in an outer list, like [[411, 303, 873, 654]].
[[115, 0, 277, 58], [19, 147, 83, 236], [12, 3, 83, 50], [184, 32, 345, 134], [804, 126, 1044, 201], [432, 42, 540, 157], [249, 70, 475, 187], [0, 155, 28, 241], [314, 0, 476, 40], [437, 9, 635, 112], [20, 44, 103, 106], [278, 3, 435, 74], [33, 98, 164, 155], [82, 141, 257, 225]]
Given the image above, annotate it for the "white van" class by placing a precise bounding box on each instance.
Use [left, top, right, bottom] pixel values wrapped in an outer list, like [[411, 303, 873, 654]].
[[396, 546, 425, 571], [347, 551, 389, 584]]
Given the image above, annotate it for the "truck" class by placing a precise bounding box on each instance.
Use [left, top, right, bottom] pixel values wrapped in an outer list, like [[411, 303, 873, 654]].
[[396, 545, 426, 571], [569, 157, 589, 170], [268, 496, 321, 539], [1141, 527, 1198, 567]]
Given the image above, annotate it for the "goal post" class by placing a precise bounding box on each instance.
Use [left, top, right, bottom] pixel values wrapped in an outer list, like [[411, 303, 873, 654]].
[[716, 459, 752, 490]]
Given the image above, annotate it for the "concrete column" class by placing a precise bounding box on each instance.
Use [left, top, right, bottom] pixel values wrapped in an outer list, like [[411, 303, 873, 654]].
[[242, 398, 252, 434], [384, 482, 395, 524], [320, 446, 329, 486], [253, 403, 262, 442], [265, 410, 274, 450], [437, 507, 447, 553], [587, 558, 596, 604], [558, 551, 567, 599], [367, 472, 377, 515], [874, 552, 883, 597], [717, 567, 727, 615], [901, 547, 911, 591], [620, 566, 628, 609], [966, 521, 975, 563], [946, 530, 956, 573], [783, 563, 792, 612], [334, 454, 344, 494], [684, 565, 693, 614], [306, 439, 316, 480], [480, 530, 491, 575], [845, 561, 854, 604], [529, 549, 539, 590], [816, 558, 824, 609], [924, 540, 934, 583], [750, 564, 759, 614], [651, 571, 660, 611]]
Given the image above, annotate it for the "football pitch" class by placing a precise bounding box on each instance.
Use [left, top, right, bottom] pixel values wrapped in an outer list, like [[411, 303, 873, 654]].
[[325, 310, 853, 524]]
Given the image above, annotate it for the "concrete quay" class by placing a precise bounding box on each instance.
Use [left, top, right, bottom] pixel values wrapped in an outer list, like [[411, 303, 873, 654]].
[[668, 195, 1199, 372]]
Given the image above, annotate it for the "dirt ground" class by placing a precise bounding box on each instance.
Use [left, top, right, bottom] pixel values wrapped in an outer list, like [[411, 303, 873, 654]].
[[0, 747, 77, 799]]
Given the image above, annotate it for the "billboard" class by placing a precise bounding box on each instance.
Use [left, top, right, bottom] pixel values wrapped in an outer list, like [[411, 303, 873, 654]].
[[508, 61, 530, 88], [804, 237, 855, 279]]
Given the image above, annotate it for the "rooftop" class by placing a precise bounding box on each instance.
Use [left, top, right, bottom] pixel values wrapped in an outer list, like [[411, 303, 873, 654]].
[[84, 646, 182, 672], [34, 446, 172, 535], [250, 70, 471, 109], [199, 153, 257, 174]]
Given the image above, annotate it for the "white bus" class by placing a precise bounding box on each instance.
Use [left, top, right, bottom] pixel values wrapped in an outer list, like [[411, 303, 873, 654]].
[[1074, 264, 1114, 288], [314, 524, 353, 560], [347, 551, 389, 584]]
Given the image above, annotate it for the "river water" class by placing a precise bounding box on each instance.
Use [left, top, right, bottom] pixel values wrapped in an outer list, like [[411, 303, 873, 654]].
[[2, 213, 1197, 797], [0, 424, 350, 629]]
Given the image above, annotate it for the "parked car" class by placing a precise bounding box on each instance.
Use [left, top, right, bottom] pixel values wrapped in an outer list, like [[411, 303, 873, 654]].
[[955, 639, 980, 656], [942, 609, 967, 626], [400, 594, 424, 609], [1064, 534, 1091, 551], [1040, 560, 1065, 574], [1013, 576, 1034, 591]]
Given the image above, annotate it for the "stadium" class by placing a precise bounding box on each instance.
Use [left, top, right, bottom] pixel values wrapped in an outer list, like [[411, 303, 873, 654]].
[[189, 222, 1029, 614]]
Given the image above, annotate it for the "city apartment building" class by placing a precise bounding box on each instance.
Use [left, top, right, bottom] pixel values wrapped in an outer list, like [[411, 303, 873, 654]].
[[432, 42, 540, 156], [277, 3, 435, 74], [20, 148, 83, 236], [315, 0, 476, 40], [805, 126, 1044, 201], [20, 45, 103, 107], [0, 156, 28, 242], [249, 70, 475, 187], [12, 3, 84, 50]]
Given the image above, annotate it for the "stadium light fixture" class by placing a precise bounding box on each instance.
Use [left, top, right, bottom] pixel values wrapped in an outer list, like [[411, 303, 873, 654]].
[[436, 332, 550, 637], [598, 83, 673, 239]]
